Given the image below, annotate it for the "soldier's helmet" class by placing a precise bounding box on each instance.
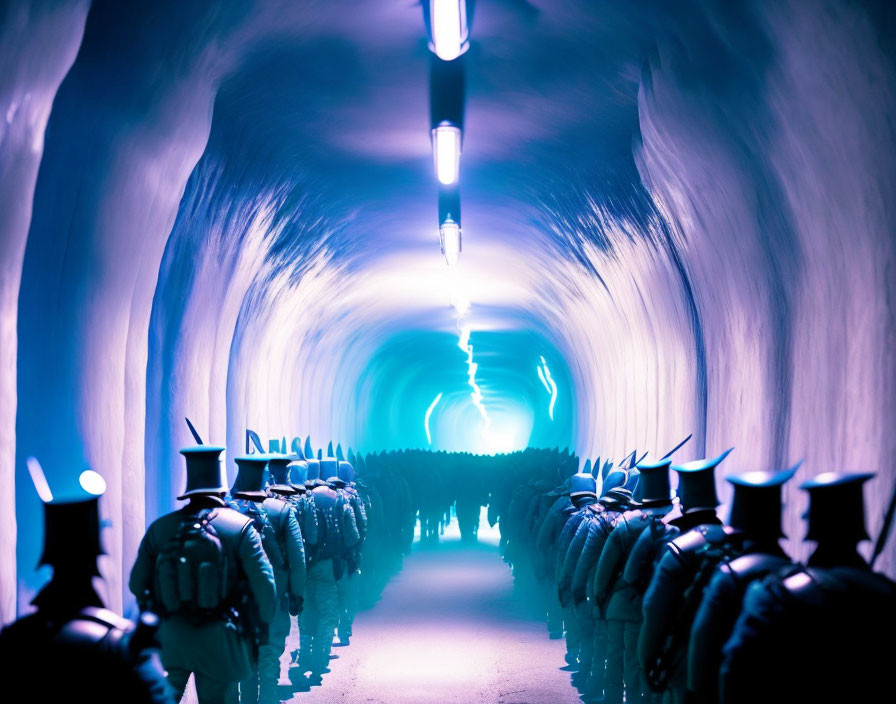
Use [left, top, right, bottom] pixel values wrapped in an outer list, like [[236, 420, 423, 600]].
[[231, 455, 270, 500], [672, 447, 733, 514], [569, 472, 598, 499], [338, 461, 355, 484], [600, 486, 633, 510], [289, 460, 309, 486], [602, 469, 628, 494], [178, 446, 227, 500], [267, 456, 297, 495], [801, 472, 875, 542], [727, 465, 798, 539], [624, 468, 640, 495], [306, 459, 321, 482], [634, 458, 673, 507], [320, 457, 340, 483]]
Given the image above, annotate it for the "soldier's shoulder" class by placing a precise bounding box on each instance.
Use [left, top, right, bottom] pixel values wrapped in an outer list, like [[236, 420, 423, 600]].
[[210, 506, 254, 534], [262, 496, 292, 516]]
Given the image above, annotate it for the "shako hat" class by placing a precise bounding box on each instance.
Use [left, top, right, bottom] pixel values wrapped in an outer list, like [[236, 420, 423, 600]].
[[267, 455, 297, 495], [672, 447, 733, 513], [635, 458, 673, 506], [602, 469, 628, 494], [305, 459, 321, 482], [727, 465, 798, 538], [232, 455, 269, 500], [801, 472, 874, 542], [289, 460, 309, 485], [338, 461, 355, 484], [570, 472, 597, 498], [178, 446, 227, 500], [320, 457, 339, 482]]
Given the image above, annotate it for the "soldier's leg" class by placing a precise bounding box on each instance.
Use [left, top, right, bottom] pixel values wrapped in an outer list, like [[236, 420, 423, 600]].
[[603, 620, 625, 704], [299, 578, 320, 672], [573, 603, 595, 691], [543, 579, 563, 638], [340, 574, 358, 641], [258, 602, 291, 702], [336, 575, 349, 644], [562, 605, 581, 667], [311, 560, 339, 678], [165, 667, 191, 702], [624, 620, 644, 703], [237, 670, 258, 704], [194, 672, 239, 704], [585, 616, 608, 701]]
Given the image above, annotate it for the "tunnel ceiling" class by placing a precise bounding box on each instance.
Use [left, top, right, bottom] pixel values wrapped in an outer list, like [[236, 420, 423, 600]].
[[3, 0, 895, 614]]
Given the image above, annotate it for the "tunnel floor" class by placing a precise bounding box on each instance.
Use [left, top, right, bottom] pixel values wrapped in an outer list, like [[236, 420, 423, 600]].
[[278, 542, 582, 704]]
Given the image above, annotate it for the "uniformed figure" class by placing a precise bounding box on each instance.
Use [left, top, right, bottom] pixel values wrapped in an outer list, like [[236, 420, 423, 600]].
[[638, 448, 737, 704], [720, 472, 896, 704], [0, 467, 174, 704], [229, 455, 306, 704], [334, 460, 367, 646], [130, 446, 276, 704], [294, 458, 357, 687], [561, 482, 631, 702], [534, 476, 574, 640], [593, 458, 676, 704], [687, 468, 796, 704], [555, 473, 601, 674]]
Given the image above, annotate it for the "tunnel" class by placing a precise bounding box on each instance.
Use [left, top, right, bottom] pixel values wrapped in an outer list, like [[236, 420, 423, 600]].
[[1, 1, 895, 702]]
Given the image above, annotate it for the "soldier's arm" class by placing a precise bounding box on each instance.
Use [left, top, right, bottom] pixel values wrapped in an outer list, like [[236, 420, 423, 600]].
[[302, 500, 320, 547], [638, 549, 689, 668], [342, 502, 361, 548], [593, 525, 625, 607], [353, 496, 368, 540], [129, 528, 158, 609], [237, 523, 277, 624], [284, 508, 307, 599], [687, 569, 738, 701], [558, 520, 590, 606]]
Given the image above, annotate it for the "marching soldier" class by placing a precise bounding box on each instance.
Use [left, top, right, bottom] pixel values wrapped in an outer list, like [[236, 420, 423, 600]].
[[638, 449, 737, 704], [720, 473, 896, 703], [1, 464, 173, 703], [687, 468, 796, 704], [129, 446, 276, 704], [593, 458, 676, 704], [334, 460, 367, 646], [229, 455, 306, 704]]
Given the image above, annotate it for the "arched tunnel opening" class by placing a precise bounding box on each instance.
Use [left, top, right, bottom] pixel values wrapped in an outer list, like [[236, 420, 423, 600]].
[[1, 1, 895, 702]]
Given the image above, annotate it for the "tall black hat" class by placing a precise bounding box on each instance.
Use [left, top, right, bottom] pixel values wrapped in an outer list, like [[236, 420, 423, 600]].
[[801, 472, 874, 542], [635, 458, 673, 506], [232, 455, 269, 499], [289, 460, 309, 485], [306, 459, 321, 481], [727, 465, 798, 538], [178, 446, 227, 500], [267, 456, 297, 495], [672, 447, 733, 513]]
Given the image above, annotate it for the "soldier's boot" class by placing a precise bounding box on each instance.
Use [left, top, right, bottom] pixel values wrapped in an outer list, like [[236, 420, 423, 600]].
[[603, 620, 625, 704]]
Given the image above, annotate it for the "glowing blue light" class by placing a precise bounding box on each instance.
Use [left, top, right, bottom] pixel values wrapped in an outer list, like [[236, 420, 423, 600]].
[[79, 469, 107, 496], [425, 392, 443, 445], [432, 123, 462, 185], [26, 457, 53, 503], [538, 355, 558, 421], [429, 0, 469, 62]]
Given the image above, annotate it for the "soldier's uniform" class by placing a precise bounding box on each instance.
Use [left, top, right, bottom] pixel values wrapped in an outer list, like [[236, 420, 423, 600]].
[[334, 460, 367, 646], [555, 473, 601, 672], [593, 459, 676, 704], [720, 473, 896, 704], [686, 468, 795, 704], [638, 449, 736, 704], [1, 472, 173, 704], [130, 447, 276, 704], [295, 458, 359, 686], [229, 456, 306, 704], [534, 478, 574, 639]]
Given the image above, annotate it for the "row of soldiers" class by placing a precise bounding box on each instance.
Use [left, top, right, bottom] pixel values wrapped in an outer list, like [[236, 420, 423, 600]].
[[498, 448, 896, 703], [0, 437, 419, 704]]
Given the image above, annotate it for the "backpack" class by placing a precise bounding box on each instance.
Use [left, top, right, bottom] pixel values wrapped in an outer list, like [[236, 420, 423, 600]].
[[230, 500, 285, 574], [155, 508, 228, 619]]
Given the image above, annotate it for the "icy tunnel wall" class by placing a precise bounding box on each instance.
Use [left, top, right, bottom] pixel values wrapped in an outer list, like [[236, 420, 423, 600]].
[[1, 0, 895, 621]]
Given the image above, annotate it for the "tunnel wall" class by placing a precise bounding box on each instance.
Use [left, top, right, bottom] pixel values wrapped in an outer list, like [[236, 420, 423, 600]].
[[0, 0, 894, 620]]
